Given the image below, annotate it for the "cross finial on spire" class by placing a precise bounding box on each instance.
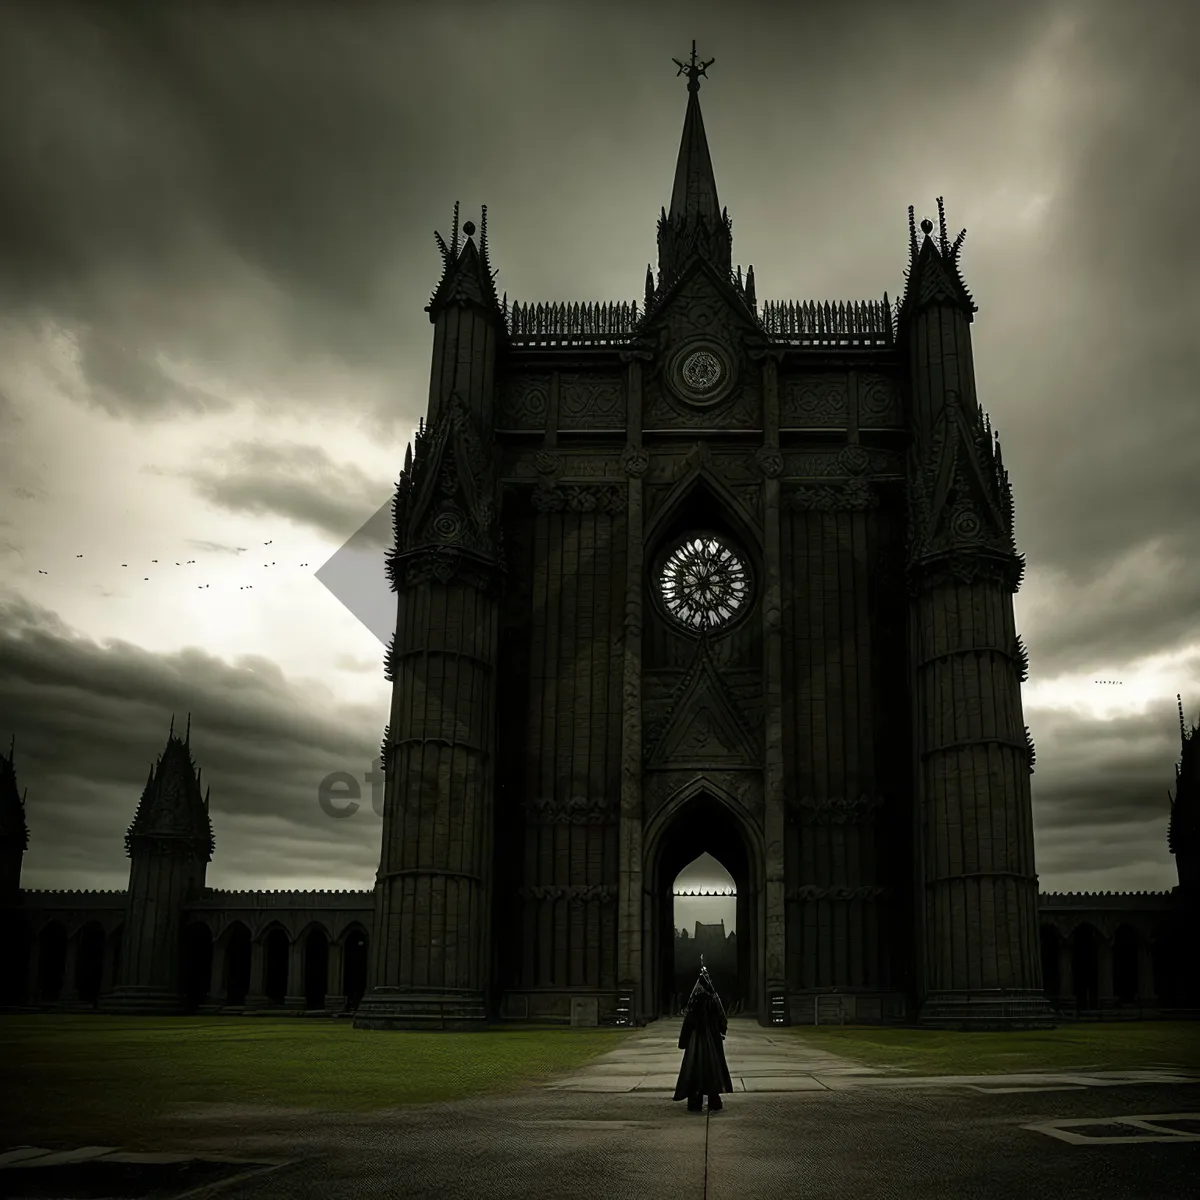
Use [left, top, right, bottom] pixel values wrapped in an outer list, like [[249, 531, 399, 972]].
[[673, 40, 714, 93]]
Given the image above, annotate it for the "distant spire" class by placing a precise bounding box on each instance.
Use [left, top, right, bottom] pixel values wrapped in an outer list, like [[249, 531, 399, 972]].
[[169, 713, 175, 738], [185, 712, 191, 744]]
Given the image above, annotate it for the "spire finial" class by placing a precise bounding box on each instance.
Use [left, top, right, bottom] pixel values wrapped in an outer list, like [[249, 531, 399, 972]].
[[169, 713, 175, 738], [185, 712, 191, 744], [1180, 694, 1188, 743], [673, 39, 714, 94]]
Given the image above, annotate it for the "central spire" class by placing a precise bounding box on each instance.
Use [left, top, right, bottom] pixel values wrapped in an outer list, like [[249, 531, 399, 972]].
[[655, 40, 732, 291], [669, 41, 720, 222]]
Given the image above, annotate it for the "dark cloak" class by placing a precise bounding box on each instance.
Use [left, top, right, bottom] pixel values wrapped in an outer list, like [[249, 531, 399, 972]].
[[672, 984, 733, 1101]]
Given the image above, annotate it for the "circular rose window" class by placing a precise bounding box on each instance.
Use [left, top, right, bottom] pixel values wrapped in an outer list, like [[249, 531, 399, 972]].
[[658, 534, 751, 633], [680, 349, 723, 392]]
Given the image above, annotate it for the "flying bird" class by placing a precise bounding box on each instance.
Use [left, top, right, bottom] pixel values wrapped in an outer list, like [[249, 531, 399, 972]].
[[38, 569, 47, 574], [152, 559, 157, 563], [76, 554, 82, 558], [264, 540, 272, 545]]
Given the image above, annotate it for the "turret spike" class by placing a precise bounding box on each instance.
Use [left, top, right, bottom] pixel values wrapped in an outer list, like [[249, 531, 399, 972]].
[[907, 206, 918, 264], [450, 200, 460, 260], [645, 264, 655, 311], [745, 264, 756, 308], [936, 196, 949, 253], [185, 712, 191, 744], [169, 713, 175, 738], [1180, 694, 1188, 743], [404, 442, 413, 474]]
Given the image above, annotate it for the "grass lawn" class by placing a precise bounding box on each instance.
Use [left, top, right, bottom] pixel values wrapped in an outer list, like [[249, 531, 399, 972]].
[[780, 1020, 1200, 1075], [0, 1016, 634, 1148]]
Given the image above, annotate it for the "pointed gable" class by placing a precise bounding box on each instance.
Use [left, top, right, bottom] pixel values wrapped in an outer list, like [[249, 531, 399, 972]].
[[897, 200, 978, 330], [392, 393, 497, 564], [647, 642, 759, 768], [425, 203, 504, 323]]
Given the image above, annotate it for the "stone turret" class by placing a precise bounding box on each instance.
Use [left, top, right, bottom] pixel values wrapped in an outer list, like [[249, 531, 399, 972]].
[[0, 738, 29, 905], [899, 200, 1055, 1029], [103, 716, 215, 1013], [355, 205, 504, 1030]]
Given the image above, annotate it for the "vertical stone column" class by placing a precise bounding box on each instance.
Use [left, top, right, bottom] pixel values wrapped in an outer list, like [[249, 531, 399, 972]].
[[326, 939, 347, 1012], [619, 356, 646, 1019], [284, 936, 306, 1008], [245, 937, 268, 1007], [759, 354, 787, 1011]]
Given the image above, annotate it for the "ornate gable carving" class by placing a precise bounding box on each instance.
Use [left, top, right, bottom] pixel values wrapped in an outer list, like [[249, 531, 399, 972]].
[[645, 642, 760, 768], [907, 389, 1013, 563]]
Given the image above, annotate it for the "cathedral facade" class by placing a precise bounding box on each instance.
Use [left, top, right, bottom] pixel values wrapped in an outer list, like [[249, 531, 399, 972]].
[[1, 53, 1197, 1029]]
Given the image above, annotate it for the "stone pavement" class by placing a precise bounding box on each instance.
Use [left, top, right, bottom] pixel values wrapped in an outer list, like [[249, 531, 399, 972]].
[[0, 1144, 284, 1197], [543, 1015, 1200, 1095]]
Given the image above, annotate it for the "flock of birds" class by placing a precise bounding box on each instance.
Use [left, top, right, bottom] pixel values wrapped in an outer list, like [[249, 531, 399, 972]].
[[33, 541, 314, 590]]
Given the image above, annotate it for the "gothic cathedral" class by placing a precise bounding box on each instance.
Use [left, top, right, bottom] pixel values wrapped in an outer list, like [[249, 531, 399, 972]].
[[355, 48, 1060, 1032]]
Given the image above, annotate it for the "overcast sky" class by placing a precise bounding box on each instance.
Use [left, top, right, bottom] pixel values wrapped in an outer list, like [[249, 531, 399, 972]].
[[1, 2, 1196, 933]]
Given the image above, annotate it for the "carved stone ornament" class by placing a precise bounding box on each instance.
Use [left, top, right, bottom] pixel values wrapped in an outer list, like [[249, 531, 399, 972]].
[[522, 795, 616, 824], [790, 794, 884, 825], [517, 884, 618, 904], [837, 444, 871, 476], [620, 445, 650, 477], [785, 884, 887, 902], [666, 337, 737, 408], [783, 478, 876, 511], [754, 446, 783, 479], [534, 449, 562, 478], [400, 546, 504, 596], [531, 483, 627, 514]]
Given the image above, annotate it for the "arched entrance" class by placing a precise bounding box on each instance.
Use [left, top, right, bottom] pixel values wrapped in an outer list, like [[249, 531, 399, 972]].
[[643, 781, 762, 1022]]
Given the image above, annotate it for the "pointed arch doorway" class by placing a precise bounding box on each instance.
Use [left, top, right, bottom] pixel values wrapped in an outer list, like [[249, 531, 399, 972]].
[[642, 780, 763, 1022]]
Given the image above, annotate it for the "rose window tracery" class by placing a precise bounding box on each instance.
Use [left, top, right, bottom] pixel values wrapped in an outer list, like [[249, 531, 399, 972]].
[[658, 534, 751, 632], [680, 349, 723, 393]]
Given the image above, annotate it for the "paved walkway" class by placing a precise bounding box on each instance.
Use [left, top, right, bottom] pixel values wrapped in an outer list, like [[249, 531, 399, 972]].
[[543, 1016, 1200, 1095]]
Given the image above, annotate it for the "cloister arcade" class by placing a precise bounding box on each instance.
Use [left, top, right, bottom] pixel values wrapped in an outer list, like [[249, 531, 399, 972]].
[[2, 900, 371, 1014]]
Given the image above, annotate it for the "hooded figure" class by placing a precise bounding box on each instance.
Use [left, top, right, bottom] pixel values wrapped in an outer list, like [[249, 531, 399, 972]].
[[672, 960, 733, 1112]]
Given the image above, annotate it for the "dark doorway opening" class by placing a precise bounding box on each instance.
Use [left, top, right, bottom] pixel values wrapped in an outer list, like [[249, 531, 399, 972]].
[[223, 923, 252, 1005], [647, 790, 758, 1022], [1071, 924, 1099, 1011], [1039, 925, 1060, 1000], [304, 927, 328, 1008], [76, 923, 106, 1006], [181, 922, 213, 1008], [263, 927, 289, 1004], [1112, 926, 1139, 1003], [36, 922, 67, 1002]]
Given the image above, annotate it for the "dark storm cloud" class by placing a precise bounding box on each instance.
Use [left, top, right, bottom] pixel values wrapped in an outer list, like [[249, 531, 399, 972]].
[[0, 589, 383, 890], [77, 327, 231, 420], [184, 440, 391, 540]]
